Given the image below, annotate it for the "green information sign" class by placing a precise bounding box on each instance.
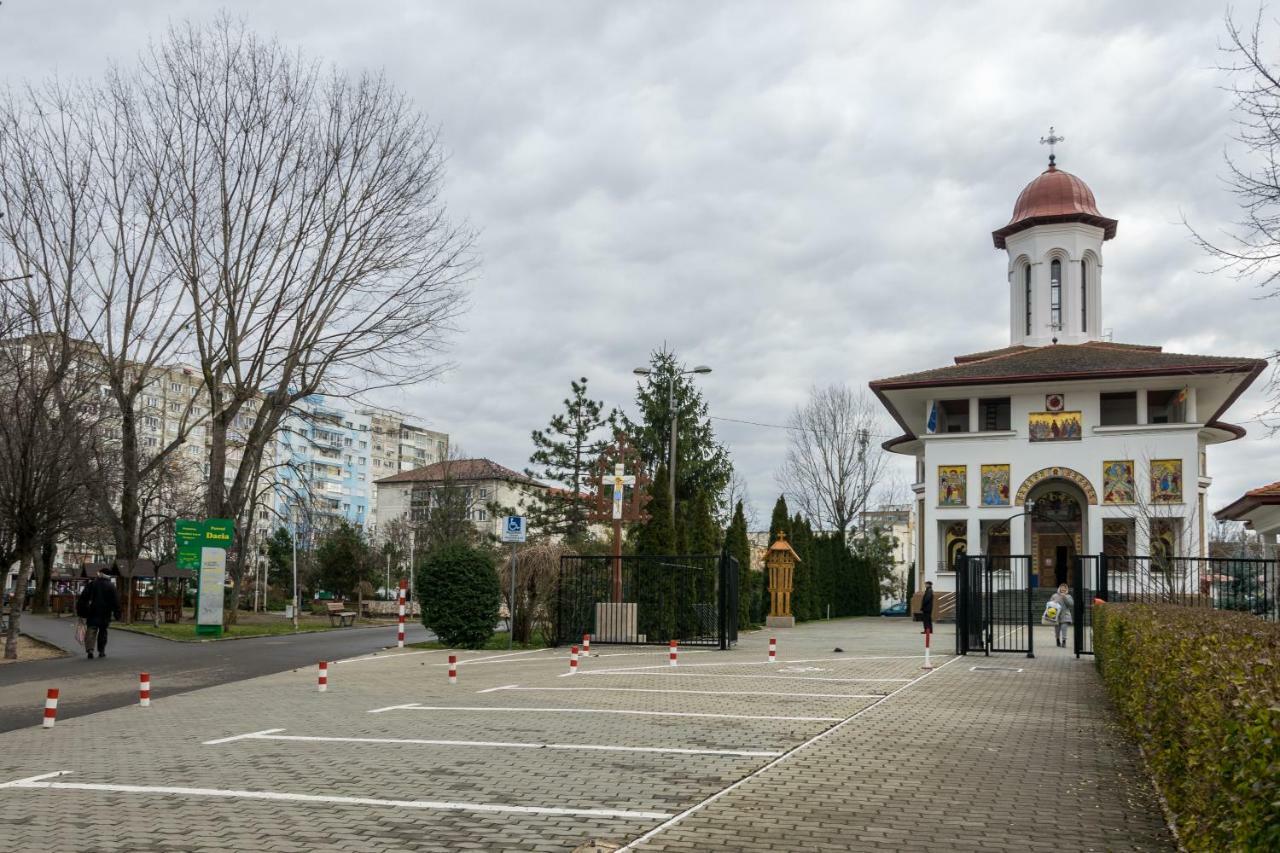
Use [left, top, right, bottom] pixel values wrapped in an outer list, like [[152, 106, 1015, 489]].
[[175, 518, 236, 638]]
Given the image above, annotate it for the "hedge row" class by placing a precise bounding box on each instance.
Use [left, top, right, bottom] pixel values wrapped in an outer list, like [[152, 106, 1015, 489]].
[[1093, 603, 1279, 851]]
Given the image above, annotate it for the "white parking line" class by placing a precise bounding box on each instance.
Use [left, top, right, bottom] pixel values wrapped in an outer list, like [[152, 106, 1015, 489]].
[[486, 686, 883, 700], [201, 729, 780, 758], [563, 654, 945, 677], [616, 654, 964, 850], [1, 770, 673, 821], [367, 705, 843, 722], [572, 672, 912, 684]]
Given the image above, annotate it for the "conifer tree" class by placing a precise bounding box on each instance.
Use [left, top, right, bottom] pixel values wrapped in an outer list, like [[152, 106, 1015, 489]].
[[726, 501, 753, 627], [526, 377, 614, 543], [633, 464, 675, 556], [769, 495, 791, 543], [624, 348, 732, 550]]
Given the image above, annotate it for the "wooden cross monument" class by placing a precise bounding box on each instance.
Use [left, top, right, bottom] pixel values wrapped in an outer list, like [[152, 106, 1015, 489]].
[[588, 433, 651, 602]]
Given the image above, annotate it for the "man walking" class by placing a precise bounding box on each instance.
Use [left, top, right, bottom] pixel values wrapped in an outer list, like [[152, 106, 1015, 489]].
[[920, 580, 934, 635], [76, 569, 120, 659]]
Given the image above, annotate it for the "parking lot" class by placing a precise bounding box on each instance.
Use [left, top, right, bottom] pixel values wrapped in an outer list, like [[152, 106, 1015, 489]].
[[0, 620, 949, 852]]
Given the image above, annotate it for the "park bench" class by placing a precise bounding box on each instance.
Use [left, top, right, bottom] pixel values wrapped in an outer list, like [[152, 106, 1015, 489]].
[[325, 601, 357, 627]]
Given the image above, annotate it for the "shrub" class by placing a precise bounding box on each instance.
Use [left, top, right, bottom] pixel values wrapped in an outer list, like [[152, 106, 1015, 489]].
[[1093, 603, 1279, 851], [418, 544, 499, 649]]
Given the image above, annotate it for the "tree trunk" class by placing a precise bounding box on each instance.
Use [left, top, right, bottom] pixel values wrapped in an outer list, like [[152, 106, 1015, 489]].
[[4, 551, 34, 660], [31, 540, 55, 614]]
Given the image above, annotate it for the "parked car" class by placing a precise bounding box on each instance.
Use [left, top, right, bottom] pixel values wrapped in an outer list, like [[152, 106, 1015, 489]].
[[880, 601, 909, 617]]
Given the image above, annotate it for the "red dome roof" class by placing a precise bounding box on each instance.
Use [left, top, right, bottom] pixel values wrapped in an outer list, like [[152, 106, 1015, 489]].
[[992, 163, 1117, 249]]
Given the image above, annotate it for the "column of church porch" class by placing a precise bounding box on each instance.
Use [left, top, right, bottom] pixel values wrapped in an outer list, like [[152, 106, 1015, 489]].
[[968, 398, 979, 432], [1136, 391, 1149, 425]]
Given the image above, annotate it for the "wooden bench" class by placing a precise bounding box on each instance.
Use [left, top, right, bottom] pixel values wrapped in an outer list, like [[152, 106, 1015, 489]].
[[325, 601, 357, 627]]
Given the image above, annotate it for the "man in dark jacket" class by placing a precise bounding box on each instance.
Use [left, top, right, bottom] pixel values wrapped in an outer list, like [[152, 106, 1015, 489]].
[[76, 570, 121, 659], [920, 581, 934, 635]]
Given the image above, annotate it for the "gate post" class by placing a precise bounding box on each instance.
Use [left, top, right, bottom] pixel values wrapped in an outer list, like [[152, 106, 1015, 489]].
[[955, 555, 966, 655], [717, 549, 729, 651], [1025, 557, 1035, 659]]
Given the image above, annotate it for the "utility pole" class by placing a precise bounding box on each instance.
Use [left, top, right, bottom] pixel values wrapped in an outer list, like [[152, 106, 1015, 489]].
[[291, 517, 299, 631], [633, 362, 712, 529]]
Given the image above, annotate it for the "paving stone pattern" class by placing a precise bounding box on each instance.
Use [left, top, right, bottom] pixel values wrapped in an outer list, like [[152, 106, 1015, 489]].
[[0, 620, 1171, 852]]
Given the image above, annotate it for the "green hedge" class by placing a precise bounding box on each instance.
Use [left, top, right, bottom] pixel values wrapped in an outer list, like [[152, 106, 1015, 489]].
[[417, 544, 499, 649], [1093, 603, 1279, 851]]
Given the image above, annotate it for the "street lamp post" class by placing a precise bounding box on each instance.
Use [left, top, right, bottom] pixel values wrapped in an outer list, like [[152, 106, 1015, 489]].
[[633, 363, 712, 522], [291, 516, 299, 631]]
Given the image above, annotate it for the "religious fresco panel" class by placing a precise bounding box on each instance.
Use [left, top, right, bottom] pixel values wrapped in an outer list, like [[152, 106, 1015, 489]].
[[1028, 410, 1082, 442], [1102, 460, 1135, 505], [938, 465, 966, 506], [980, 464, 1010, 506], [1150, 459, 1183, 503]]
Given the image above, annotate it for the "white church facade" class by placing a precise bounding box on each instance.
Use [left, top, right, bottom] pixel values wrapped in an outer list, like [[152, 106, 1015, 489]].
[[871, 152, 1265, 597]]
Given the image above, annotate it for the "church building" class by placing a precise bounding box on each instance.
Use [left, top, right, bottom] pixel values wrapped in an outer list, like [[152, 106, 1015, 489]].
[[870, 150, 1266, 599]]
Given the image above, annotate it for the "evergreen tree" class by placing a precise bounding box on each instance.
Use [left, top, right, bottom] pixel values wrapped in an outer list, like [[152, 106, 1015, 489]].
[[905, 561, 916, 606], [726, 501, 753, 627], [632, 465, 675, 556], [791, 514, 815, 621], [769, 495, 791, 543], [265, 526, 293, 589], [314, 520, 375, 600], [624, 348, 732, 549], [525, 377, 614, 544]]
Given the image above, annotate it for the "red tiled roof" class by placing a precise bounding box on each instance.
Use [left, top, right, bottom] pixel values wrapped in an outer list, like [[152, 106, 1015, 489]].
[[871, 341, 1264, 389], [375, 458, 541, 486], [1215, 481, 1280, 521], [991, 165, 1118, 248]]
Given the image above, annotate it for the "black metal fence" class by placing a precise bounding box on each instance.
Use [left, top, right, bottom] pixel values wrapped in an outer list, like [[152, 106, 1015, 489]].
[[1074, 554, 1277, 657], [555, 553, 739, 649], [956, 554, 1035, 658]]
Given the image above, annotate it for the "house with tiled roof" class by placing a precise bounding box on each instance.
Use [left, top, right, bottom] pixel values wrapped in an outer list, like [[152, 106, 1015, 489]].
[[374, 458, 548, 540], [1215, 481, 1280, 542], [871, 149, 1265, 605]]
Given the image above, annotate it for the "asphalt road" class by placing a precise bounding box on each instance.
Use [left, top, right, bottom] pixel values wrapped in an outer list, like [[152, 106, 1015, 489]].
[[0, 614, 432, 732]]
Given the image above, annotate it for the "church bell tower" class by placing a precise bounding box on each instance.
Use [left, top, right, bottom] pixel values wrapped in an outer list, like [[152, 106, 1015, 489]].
[[992, 129, 1118, 347]]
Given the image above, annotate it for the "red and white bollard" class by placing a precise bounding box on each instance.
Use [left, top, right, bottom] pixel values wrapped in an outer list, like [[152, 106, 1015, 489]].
[[922, 628, 933, 671], [42, 688, 58, 729], [448, 654, 458, 685], [569, 645, 579, 674], [139, 673, 151, 707], [317, 661, 328, 692], [397, 580, 407, 649], [582, 633, 590, 655], [768, 637, 777, 663], [669, 639, 678, 667]]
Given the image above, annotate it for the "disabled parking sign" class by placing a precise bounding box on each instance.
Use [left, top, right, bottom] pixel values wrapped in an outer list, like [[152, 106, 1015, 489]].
[[501, 515, 527, 543]]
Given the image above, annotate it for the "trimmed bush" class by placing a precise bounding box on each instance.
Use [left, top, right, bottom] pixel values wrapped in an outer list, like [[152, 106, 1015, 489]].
[[1093, 603, 1279, 851], [418, 544, 499, 649]]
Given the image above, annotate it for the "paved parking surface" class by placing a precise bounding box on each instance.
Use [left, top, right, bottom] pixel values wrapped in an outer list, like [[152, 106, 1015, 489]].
[[0, 620, 1171, 852]]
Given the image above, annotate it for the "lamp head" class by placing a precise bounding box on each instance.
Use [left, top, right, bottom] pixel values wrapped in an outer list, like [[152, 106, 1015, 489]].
[[632, 367, 652, 376], [690, 365, 712, 374]]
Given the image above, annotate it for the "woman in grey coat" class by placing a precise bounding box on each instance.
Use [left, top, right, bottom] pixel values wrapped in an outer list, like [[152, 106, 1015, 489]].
[[1050, 583, 1073, 648]]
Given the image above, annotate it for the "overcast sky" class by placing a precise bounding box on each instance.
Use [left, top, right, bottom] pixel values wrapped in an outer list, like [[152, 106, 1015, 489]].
[[3, 1, 1276, 528]]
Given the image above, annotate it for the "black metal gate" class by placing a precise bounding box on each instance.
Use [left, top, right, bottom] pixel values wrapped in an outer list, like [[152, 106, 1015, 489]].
[[1072, 554, 1106, 657], [556, 552, 739, 649], [957, 554, 1035, 658]]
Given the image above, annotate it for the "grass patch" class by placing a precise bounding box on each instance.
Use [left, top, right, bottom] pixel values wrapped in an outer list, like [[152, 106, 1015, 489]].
[[408, 629, 550, 652], [118, 612, 396, 642]]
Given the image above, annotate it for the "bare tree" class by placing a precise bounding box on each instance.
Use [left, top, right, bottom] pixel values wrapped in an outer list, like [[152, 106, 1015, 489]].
[[0, 323, 101, 659], [777, 384, 890, 540], [129, 18, 472, 617], [0, 76, 202, 577], [1114, 452, 1200, 598]]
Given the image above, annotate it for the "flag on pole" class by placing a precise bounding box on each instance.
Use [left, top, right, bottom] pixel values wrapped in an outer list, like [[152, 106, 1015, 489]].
[[926, 401, 939, 434]]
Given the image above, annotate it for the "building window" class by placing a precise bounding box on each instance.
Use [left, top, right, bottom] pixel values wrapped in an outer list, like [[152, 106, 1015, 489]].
[[978, 397, 1010, 431], [1049, 259, 1062, 331], [1100, 392, 1137, 426], [1146, 389, 1184, 424], [1024, 264, 1032, 335], [939, 399, 969, 433], [1080, 259, 1088, 329]]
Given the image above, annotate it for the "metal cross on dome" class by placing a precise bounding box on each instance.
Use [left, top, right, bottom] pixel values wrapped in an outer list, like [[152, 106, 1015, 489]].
[[1040, 126, 1064, 167]]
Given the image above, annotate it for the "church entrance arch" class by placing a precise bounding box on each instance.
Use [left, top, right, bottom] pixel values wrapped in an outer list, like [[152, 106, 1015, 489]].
[[1024, 481, 1086, 589]]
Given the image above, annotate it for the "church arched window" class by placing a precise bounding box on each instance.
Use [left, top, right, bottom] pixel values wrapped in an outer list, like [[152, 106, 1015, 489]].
[[1049, 259, 1062, 330], [1024, 264, 1032, 336], [1080, 259, 1088, 329]]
